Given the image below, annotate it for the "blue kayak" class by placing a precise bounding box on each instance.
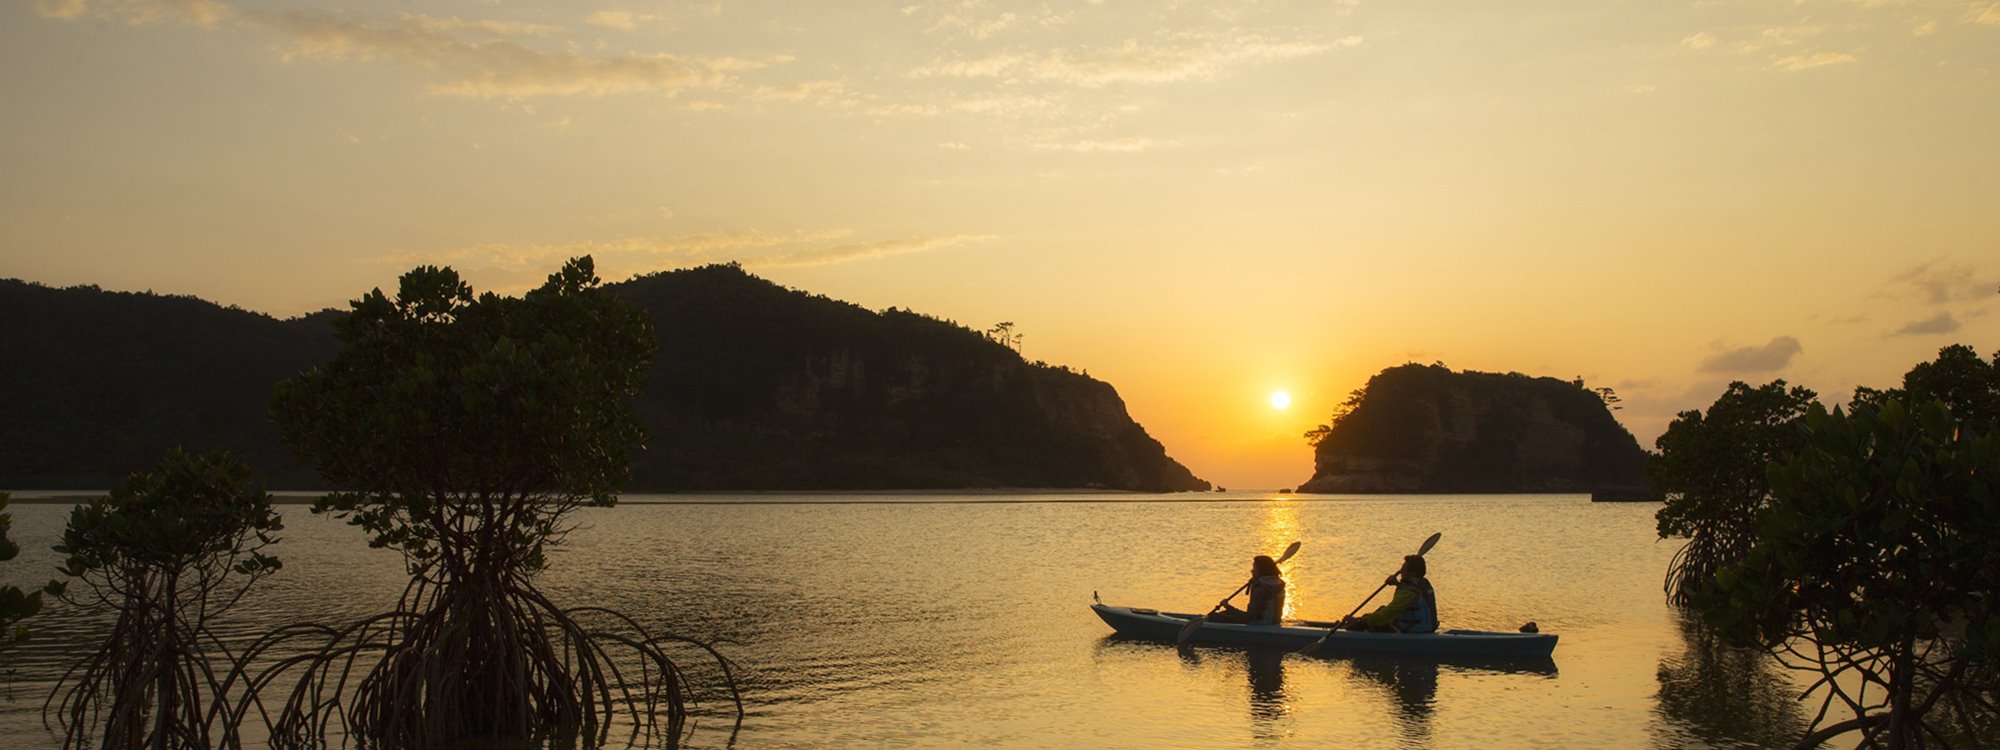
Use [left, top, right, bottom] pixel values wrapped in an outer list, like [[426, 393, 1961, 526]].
[[1091, 603, 1558, 658]]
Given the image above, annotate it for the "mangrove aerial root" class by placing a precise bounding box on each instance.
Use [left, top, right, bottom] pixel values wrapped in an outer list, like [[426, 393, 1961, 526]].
[[233, 576, 742, 750]]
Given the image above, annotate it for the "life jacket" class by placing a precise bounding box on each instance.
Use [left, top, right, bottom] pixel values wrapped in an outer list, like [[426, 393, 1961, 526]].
[[1393, 577, 1438, 633], [1245, 575, 1287, 625]]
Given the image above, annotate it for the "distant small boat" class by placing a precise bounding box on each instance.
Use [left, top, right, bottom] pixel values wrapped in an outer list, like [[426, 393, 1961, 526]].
[[1090, 603, 1558, 658]]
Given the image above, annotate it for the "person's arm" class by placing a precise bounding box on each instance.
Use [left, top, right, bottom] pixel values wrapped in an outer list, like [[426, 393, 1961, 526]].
[[1359, 587, 1417, 629]]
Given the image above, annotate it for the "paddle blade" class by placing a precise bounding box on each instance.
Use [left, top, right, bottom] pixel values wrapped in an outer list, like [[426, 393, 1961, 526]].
[[1416, 532, 1442, 556], [1175, 615, 1206, 645], [1299, 629, 1335, 656], [1275, 541, 1302, 564]]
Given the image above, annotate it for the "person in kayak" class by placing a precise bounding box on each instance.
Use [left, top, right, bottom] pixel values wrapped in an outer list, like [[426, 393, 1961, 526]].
[[1207, 554, 1287, 625], [1338, 554, 1438, 633]]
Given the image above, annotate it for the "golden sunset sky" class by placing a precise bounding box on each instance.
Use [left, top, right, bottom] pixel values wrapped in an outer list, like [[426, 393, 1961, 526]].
[[4, 0, 1997, 489]]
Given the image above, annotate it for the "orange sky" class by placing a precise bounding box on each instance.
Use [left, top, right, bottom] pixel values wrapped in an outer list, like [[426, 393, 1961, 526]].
[[3, 0, 1997, 489]]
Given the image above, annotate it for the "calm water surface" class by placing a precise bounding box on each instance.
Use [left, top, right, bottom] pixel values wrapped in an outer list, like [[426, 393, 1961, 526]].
[[2, 493, 1824, 748]]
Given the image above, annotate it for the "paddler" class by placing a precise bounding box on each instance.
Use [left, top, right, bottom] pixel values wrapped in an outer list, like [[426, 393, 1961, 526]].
[[1337, 554, 1438, 633], [1206, 554, 1287, 625]]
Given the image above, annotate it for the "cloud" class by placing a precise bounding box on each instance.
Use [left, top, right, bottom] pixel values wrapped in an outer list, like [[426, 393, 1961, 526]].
[[913, 32, 1351, 87], [584, 10, 670, 31], [1681, 32, 1717, 50], [33, 0, 228, 26], [749, 80, 849, 104], [371, 229, 855, 270], [1773, 51, 1858, 71], [1976, 4, 2000, 25], [911, 3, 1077, 41], [586, 10, 638, 30], [755, 235, 992, 268], [1032, 136, 1178, 153], [1892, 260, 2000, 303], [1912, 20, 1938, 36], [1891, 312, 1962, 336], [374, 230, 990, 275], [1038, 34, 1344, 86], [1760, 24, 1826, 46], [912, 54, 1027, 79], [396, 13, 563, 38], [1699, 336, 1804, 373], [262, 10, 763, 98]]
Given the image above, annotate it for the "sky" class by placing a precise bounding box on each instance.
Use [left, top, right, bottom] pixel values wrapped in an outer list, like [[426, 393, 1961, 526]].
[[3, 0, 1997, 490]]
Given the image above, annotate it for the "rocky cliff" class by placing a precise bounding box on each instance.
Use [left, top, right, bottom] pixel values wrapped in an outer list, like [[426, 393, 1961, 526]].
[[1296, 363, 1650, 495], [616, 264, 1208, 491]]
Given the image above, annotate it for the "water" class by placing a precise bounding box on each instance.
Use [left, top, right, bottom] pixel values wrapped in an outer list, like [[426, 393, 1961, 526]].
[[1, 493, 1820, 748]]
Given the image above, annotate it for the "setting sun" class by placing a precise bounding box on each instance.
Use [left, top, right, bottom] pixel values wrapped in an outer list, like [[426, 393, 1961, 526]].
[[1269, 391, 1292, 410]]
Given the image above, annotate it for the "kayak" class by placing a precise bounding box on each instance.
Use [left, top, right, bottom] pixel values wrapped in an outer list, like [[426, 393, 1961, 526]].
[[1091, 603, 1558, 658]]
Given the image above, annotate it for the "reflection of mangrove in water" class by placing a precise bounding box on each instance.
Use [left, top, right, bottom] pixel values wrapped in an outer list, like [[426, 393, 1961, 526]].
[[1652, 612, 1812, 749]]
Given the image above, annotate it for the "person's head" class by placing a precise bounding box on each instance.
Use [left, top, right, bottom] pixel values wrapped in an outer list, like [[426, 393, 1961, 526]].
[[1252, 555, 1281, 578], [1401, 554, 1427, 579]]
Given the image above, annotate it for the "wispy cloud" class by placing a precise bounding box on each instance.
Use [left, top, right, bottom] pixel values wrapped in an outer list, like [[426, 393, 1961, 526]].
[[1032, 136, 1178, 153], [1773, 50, 1858, 71], [373, 230, 991, 275], [1699, 336, 1804, 373], [371, 229, 854, 270], [585, 10, 669, 31], [916, 33, 1353, 87], [1891, 312, 1962, 336], [905, 2, 1068, 41], [749, 80, 850, 104], [261, 10, 766, 98], [1974, 4, 2000, 25], [1892, 260, 2000, 304], [396, 13, 564, 38], [32, 0, 228, 27], [35, 1, 773, 101], [756, 235, 993, 267]]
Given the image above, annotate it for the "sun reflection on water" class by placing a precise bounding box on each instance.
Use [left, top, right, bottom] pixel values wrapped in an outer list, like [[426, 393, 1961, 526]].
[[1260, 499, 1302, 622]]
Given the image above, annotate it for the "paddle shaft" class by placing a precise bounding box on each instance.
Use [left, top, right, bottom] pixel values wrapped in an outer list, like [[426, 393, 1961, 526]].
[[1300, 531, 1441, 655], [1207, 581, 1253, 614], [1342, 578, 1396, 620], [1177, 540, 1302, 644]]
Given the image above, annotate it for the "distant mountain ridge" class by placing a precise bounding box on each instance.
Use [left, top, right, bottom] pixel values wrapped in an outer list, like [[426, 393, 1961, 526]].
[[0, 266, 1208, 492], [1297, 363, 1651, 496]]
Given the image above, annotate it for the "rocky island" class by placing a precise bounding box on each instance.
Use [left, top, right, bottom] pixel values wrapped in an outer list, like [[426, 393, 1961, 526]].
[[1296, 363, 1653, 497]]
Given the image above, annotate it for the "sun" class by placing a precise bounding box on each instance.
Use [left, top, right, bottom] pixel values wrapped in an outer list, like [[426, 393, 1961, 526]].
[[1269, 390, 1292, 410]]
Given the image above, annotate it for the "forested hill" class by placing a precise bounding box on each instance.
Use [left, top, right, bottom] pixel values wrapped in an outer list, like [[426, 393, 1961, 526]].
[[612, 264, 1206, 490], [1296, 363, 1651, 495], [0, 281, 340, 488], [0, 267, 1209, 492]]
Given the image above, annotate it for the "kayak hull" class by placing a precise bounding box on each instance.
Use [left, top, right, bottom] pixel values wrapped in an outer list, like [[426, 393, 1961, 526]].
[[1091, 603, 1558, 658]]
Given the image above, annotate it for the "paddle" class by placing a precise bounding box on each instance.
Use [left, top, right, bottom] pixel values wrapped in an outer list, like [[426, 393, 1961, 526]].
[[1298, 532, 1441, 656], [1175, 540, 1301, 645]]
